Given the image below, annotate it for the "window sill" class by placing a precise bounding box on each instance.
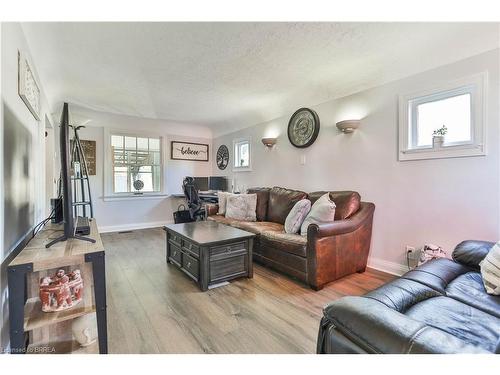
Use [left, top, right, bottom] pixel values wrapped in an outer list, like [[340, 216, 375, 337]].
[[233, 167, 252, 172], [102, 194, 169, 202], [399, 143, 485, 161]]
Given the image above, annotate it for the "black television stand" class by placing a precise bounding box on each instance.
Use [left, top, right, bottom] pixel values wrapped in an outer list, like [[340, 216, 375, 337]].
[[45, 233, 96, 248]]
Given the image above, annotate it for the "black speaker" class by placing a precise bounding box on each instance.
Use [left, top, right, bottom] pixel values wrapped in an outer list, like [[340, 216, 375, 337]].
[[51, 198, 63, 224]]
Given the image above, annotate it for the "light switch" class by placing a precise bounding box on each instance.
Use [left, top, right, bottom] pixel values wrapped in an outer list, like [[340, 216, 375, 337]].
[[300, 154, 306, 165]]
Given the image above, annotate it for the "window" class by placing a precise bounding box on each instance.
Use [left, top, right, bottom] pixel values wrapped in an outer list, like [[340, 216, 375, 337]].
[[398, 73, 486, 161], [233, 139, 251, 171], [110, 134, 162, 194]]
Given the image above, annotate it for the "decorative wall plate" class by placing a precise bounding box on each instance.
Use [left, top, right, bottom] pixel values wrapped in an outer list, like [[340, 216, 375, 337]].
[[287, 108, 320, 148], [216, 145, 229, 170]]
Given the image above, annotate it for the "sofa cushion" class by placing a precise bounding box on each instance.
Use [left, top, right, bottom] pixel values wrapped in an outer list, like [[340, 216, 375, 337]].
[[365, 278, 442, 313], [284, 199, 311, 234], [247, 187, 270, 221], [480, 240, 500, 295], [225, 193, 257, 221], [308, 191, 361, 220], [208, 215, 284, 234], [217, 191, 230, 215], [267, 186, 307, 224], [207, 214, 247, 229], [402, 258, 471, 294], [260, 230, 307, 257], [446, 272, 500, 318], [405, 296, 500, 353], [300, 193, 336, 236], [237, 221, 284, 235]]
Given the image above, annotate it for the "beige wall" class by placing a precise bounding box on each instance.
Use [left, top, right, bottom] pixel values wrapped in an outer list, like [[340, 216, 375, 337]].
[[212, 49, 500, 274], [71, 107, 213, 232], [1, 22, 54, 352]]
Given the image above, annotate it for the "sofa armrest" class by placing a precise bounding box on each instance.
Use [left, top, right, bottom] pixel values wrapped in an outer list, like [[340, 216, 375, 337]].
[[307, 202, 375, 238], [205, 203, 219, 216], [452, 240, 495, 270], [318, 296, 487, 353]]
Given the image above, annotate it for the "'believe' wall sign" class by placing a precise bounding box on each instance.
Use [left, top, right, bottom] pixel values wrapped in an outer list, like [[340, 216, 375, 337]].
[[171, 141, 209, 162]]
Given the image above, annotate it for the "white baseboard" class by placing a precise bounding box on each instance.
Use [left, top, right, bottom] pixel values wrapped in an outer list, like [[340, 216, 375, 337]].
[[367, 257, 409, 276], [98, 220, 174, 233]]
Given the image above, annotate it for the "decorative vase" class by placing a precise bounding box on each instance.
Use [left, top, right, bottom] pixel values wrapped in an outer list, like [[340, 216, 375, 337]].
[[72, 312, 97, 347], [432, 135, 444, 148]]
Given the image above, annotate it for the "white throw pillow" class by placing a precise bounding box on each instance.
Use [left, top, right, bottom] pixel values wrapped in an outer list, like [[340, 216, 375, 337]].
[[217, 191, 230, 215], [284, 199, 311, 234], [300, 193, 336, 236], [480, 241, 500, 295], [225, 193, 257, 221]]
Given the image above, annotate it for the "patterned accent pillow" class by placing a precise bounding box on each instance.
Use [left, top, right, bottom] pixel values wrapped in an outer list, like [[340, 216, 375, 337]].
[[217, 191, 230, 215], [480, 241, 500, 295], [284, 199, 311, 234], [225, 193, 257, 221], [300, 193, 336, 236]]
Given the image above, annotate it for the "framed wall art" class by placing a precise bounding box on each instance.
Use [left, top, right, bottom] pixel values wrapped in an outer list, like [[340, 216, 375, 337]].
[[171, 141, 209, 162], [18, 50, 41, 121]]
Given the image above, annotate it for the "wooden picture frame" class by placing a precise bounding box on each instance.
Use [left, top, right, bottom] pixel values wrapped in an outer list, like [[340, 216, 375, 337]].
[[18, 50, 41, 121], [171, 141, 209, 162]]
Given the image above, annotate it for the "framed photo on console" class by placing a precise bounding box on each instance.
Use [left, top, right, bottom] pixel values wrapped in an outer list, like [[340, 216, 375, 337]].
[[171, 141, 209, 161]]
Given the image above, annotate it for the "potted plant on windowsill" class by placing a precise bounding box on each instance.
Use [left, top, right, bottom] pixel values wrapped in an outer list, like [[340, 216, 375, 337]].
[[432, 125, 447, 148]]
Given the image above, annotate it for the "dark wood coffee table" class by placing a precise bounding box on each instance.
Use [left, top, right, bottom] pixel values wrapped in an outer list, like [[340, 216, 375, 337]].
[[163, 221, 255, 291]]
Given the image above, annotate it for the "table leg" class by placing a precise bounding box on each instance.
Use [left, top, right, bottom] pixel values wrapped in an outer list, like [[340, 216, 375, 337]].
[[248, 238, 254, 279], [7, 263, 32, 354], [85, 251, 108, 354]]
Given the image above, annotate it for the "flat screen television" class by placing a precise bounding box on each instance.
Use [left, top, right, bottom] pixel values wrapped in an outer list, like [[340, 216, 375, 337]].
[[46, 103, 94, 248]]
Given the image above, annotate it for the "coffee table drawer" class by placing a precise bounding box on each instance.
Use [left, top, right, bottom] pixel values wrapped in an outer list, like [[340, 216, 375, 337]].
[[169, 243, 182, 266], [182, 242, 200, 257], [182, 253, 199, 281], [210, 241, 247, 258], [210, 255, 247, 283], [168, 232, 182, 246]]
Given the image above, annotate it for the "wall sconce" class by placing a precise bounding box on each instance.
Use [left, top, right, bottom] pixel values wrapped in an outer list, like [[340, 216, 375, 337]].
[[336, 119, 360, 133], [261, 137, 277, 148]]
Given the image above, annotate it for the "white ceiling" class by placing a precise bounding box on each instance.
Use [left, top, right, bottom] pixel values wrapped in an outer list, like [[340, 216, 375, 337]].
[[22, 22, 499, 135]]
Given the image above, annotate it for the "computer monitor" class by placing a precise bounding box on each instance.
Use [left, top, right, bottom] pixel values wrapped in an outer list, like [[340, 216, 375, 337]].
[[209, 176, 227, 191], [193, 176, 209, 191]]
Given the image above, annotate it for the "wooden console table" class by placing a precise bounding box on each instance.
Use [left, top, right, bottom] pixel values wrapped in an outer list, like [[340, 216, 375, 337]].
[[7, 219, 107, 354]]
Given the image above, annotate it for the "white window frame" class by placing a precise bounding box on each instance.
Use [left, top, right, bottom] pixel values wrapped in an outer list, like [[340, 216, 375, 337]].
[[233, 137, 252, 172], [103, 128, 167, 201], [398, 72, 487, 161]]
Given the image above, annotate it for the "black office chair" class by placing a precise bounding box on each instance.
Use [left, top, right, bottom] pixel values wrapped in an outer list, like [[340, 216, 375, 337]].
[[182, 177, 206, 221]]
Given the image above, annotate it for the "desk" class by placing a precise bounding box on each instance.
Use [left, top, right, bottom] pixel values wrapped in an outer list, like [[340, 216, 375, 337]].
[[172, 192, 219, 203]]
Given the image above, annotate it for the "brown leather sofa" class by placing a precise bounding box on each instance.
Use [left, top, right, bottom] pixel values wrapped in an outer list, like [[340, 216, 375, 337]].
[[207, 186, 375, 290]]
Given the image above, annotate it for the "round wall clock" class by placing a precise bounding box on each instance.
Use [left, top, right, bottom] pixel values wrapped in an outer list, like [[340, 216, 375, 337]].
[[287, 108, 320, 148], [216, 145, 229, 170]]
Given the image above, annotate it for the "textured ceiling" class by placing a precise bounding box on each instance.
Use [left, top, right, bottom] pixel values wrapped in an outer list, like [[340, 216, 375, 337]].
[[22, 22, 499, 135]]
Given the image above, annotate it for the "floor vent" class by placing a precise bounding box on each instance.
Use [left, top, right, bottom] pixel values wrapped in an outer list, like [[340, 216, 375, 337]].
[[118, 230, 133, 234]]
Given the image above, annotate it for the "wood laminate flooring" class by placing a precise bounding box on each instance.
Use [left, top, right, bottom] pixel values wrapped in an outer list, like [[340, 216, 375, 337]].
[[102, 228, 394, 353]]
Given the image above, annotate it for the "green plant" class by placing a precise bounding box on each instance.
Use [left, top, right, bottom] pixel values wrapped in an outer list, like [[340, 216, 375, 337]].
[[433, 125, 448, 136]]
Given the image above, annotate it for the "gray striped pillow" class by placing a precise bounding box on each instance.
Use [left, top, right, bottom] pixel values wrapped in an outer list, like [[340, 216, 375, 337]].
[[480, 241, 500, 295]]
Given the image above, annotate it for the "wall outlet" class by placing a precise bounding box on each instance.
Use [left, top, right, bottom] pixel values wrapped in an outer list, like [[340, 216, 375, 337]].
[[406, 245, 417, 259]]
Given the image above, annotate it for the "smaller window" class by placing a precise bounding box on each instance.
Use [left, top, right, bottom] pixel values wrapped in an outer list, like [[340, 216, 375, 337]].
[[399, 73, 486, 161], [233, 139, 251, 171]]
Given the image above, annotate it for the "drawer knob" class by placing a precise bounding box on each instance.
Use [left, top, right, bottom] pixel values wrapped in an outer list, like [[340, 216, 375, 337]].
[[187, 262, 191, 267], [226, 247, 231, 252], [173, 251, 177, 256]]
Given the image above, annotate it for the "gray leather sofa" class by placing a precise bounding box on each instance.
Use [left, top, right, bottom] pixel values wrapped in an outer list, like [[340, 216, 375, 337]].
[[317, 240, 500, 353]]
